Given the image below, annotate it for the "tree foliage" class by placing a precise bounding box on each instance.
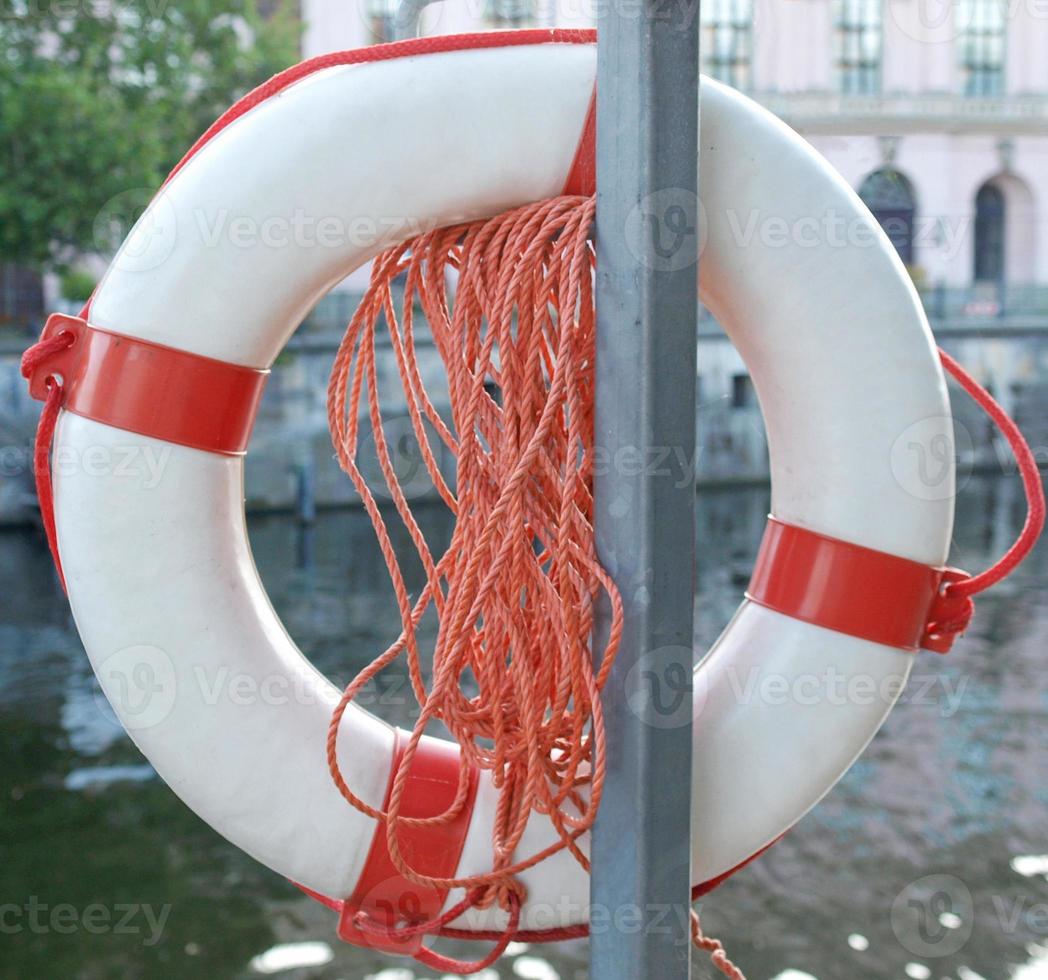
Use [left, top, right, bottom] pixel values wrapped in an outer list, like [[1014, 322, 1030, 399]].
[[0, 0, 299, 268]]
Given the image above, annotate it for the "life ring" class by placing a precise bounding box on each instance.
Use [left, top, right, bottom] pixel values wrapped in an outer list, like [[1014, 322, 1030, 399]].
[[27, 30, 958, 940]]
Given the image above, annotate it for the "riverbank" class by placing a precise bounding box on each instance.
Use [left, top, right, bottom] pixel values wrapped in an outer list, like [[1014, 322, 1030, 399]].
[[2, 295, 1047, 525]]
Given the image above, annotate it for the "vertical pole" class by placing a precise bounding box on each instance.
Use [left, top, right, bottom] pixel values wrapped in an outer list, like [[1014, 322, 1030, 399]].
[[591, 0, 700, 976]]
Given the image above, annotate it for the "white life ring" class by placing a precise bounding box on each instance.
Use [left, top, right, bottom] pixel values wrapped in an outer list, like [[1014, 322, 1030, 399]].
[[39, 30, 954, 937]]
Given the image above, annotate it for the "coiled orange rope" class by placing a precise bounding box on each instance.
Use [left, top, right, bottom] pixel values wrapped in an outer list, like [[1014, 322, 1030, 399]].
[[325, 193, 749, 977], [326, 194, 624, 928]]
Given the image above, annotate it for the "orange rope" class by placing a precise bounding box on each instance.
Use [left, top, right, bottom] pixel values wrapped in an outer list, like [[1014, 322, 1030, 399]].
[[692, 909, 746, 979], [325, 194, 744, 976], [326, 194, 622, 903]]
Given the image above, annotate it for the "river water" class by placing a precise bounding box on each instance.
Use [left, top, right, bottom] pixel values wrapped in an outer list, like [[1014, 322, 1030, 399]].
[[1, 475, 1045, 980]]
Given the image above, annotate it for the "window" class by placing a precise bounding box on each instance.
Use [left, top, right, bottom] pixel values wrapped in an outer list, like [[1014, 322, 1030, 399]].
[[0, 263, 44, 328], [858, 169, 917, 266], [958, 0, 1006, 96], [731, 374, 754, 409], [701, 0, 752, 90], [485, 0, 536, 28], [974, 182, 1006, 282], [834, 0, 882, 94]]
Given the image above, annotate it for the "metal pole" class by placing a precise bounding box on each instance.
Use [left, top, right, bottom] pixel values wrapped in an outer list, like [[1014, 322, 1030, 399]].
[[591, 0, 700, 976], [393, 0, 438, 39]]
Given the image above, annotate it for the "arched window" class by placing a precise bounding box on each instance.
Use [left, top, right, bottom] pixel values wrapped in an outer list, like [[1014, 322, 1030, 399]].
[[958, 0, 1007, 96], [974, 182, 1006, 282], [858, 169, 917, 265], [701, 0, 753, 89]]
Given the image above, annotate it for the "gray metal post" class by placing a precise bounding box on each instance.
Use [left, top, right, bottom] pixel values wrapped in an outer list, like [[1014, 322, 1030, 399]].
[[393, 0, 438, 39], [590, 0, 700, 976]]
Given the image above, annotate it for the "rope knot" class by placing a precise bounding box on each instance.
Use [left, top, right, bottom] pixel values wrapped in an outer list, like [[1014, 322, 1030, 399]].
[[21, 322, 77, 395], [470, 878, 527, 913], [921, 567, 975, 654]]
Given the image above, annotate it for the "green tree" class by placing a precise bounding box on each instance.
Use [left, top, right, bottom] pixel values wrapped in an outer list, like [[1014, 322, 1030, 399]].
[[0, 0, 299, 268]]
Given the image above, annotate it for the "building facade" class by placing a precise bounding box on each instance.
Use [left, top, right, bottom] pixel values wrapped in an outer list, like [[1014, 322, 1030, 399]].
[[296, 0, 1048, 485], [300, 0, 1048, 296], [5, 2, 1046, 523], [303, 0, 1048, 296]]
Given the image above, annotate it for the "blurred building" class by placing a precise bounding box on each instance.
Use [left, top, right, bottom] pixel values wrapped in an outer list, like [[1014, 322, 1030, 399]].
[[296, 0, 1048, 485], [702, 0, 1048, 479], [301, 0, 1048, 307], [4, 2, 1047, 522]]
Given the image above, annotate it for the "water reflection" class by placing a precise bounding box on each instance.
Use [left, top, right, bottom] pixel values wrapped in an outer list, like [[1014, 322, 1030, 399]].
[[0, 475, 1044, 979], [250, 941, 335, 974]]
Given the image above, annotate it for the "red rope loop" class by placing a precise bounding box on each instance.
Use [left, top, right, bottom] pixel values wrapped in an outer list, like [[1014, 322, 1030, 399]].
[[20, 329, 76, 589], [924, 349, 1047, 647]]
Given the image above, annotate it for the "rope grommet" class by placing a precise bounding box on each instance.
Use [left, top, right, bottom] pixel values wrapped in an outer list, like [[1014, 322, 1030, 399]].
[[921, 566, 976, 654], [22, 314, 82, 402]]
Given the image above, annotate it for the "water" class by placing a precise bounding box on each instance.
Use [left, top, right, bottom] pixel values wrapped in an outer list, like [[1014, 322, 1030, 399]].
[[1, 475, 1046, 980]]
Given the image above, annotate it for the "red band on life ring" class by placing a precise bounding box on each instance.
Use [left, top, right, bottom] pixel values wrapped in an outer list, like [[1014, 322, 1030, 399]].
[[334, 731, 479, 955], [563, 88, 596, 196], [24, 314, 269, 456], [746, 518, 970, 653]]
